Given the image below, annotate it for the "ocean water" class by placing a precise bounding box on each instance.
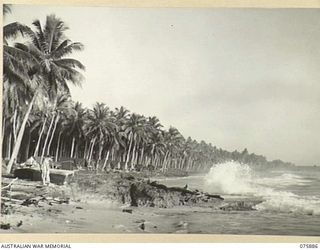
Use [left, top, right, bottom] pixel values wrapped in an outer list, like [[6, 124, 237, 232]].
[[156, 162, 320, 236]]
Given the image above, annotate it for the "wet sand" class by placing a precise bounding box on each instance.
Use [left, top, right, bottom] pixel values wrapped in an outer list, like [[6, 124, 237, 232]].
[[2, 199, 202, 233]]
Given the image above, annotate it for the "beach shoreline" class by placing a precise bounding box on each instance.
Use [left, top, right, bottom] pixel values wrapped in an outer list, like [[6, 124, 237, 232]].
[[2, 167, 320, 236], [1, 170, 227, 233]]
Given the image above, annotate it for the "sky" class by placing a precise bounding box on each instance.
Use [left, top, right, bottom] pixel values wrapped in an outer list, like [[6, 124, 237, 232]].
[[4, 5, 320, 165]]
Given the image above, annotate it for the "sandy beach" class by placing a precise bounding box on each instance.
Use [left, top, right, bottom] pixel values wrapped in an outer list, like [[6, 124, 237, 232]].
[[1, 171, 224, 234], [2, 164, 320, 236], [1, 192, 210, 234]]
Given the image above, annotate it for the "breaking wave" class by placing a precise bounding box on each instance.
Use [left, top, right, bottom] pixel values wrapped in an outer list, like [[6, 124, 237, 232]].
[[204, 161, 320, 216]]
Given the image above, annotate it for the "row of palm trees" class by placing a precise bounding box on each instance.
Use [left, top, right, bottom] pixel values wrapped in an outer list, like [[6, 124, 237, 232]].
[[7, 99, 226, 172], [2, 6, 293, 174]]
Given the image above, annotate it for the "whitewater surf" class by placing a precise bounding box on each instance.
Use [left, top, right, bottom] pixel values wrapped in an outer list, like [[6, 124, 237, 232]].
[[157, 161, 320, 235], [203, 161, 320, 216]]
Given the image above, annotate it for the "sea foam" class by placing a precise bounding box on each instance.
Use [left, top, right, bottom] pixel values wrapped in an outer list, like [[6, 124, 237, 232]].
[[204, 161, 320, 215]]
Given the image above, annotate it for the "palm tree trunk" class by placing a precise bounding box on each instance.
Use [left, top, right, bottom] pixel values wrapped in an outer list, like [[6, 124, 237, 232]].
[[88, 137, 96, 165], [86, 140, 92, 160], [7, 132, 12, 159], [60, 138, 64, 158], [83, 140, 88, 160], [74, 142, 79, 158], [131, 141, 136, 164], [154, 155, 158, 168], [55, 131, 62, 162], [178, 157, 182, 169], [130, 141, 137, 168], [34, 117, 47, 157], [138, 146, 144, 165], [125, 135, 133, 171], [180, 156, 186, 169], [40, 113, 56, 162], [7, 95, 36, 173], [22, 129, 31, 162], [156, 155, 160, 168], [2, 117, 5, 146], [102, 150, 110, 171], [166, 153, 172, 169], [47, 114, 59, 156], [97, 142, 103, 169], [70, 136, 75, 158], [12, 109, 17, 144], [161, 151, 169, 171], [134, 148, 139, 165], [111, 147, 114, 161], [148, 155, 152, 166], [186, 158, 191, 170]]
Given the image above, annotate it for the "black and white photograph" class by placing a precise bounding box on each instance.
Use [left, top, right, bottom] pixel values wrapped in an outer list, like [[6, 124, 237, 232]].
[[1, 3, 320, 236]]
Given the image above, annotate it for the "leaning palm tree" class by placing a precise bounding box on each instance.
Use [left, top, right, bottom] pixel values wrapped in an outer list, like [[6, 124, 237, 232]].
[[6, 14, 85, 173], [43, 90, 74, 159], [3, 7, 41, 172]]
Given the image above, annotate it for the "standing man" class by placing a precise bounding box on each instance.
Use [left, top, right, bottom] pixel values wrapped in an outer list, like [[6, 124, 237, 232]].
[[41, 157, 52, 185]]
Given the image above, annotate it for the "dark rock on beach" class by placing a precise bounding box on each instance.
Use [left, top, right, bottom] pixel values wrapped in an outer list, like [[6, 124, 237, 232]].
[[74, 171, 224, 209], [139, 222, 145, 231], [122, 208, 133, 214], [0, 223, 11, 230]]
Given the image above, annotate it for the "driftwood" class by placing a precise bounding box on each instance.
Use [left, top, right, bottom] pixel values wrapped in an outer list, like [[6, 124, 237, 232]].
[[1, 182, 43, 187], [1, 177, 72, 214], [1, 178, 18, 190], [1, 196, 24, 203], [1, 195, 69, 207]]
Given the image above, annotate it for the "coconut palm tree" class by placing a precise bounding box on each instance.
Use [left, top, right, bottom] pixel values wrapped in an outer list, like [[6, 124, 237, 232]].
[[3, 5, 37, 85], [3, 8, 42, 172], [161, 127, 184, 171], [14, 15, 85, 98], [44, 90, 74, 159], [6, 14, 85, 173], [123, 114, 147, 171], [83, 103, 117, 169], [63, 101, 86, 160]]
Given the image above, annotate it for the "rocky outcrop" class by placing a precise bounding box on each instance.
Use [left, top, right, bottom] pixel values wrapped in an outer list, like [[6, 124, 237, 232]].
[[74, 172, 224, 209], [128, 180, 224, 208]]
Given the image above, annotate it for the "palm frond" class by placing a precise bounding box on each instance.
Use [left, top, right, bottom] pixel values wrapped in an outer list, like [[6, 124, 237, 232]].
[[54, 58, 86, 71], [51, 63, 84, 86], [3, 22, 30, 41], [7, 44, 39, 66], [3, 46, 35, 85], [3, 4, 12, 16], [32, 19, 47, 52], [52, 42, 84, 59], [43, 14, 68, 52], [21, 25, 43, 51], [14, 42, 43, 61]]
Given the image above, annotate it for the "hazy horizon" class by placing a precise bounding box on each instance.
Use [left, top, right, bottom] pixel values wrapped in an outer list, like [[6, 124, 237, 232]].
[[5, 5, 320, 166]]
